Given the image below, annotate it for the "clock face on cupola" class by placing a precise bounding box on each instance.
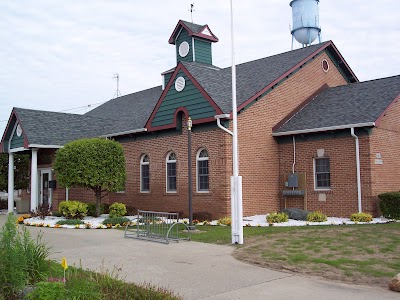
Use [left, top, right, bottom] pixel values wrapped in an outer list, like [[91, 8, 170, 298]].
[[168, 20, 219, 65]]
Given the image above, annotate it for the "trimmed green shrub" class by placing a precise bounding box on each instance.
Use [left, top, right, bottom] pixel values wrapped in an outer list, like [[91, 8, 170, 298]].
[[307, 211, 328, 222], [217, 216, 231, 226], [378, 192, 400, 219], [58, 201, 88, 219], [267, 212, 289, 223], [56, 219, 84, 226], [350, 212, 373, 223], [109, 202, 127, 218], [102, 217, 130, 226]]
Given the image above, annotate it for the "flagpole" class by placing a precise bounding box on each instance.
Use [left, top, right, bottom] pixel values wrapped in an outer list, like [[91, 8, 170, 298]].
[[230, 0, 243, 245]]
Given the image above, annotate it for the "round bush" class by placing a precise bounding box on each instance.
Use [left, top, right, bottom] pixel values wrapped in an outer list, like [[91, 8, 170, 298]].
[[267, 212, 288, 223], [306, 211, 327, 222], [58, 201, 88, 219], [109, 202, 127, 218], [218, 216, 231, 226], [350, 212, 373, 222]]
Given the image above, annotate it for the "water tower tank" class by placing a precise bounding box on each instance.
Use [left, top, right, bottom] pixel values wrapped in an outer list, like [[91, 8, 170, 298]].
[[290, 0, 321, 46]]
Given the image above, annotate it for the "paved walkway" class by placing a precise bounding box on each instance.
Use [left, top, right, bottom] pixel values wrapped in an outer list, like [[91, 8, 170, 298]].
[[1, 215, 398, 300]]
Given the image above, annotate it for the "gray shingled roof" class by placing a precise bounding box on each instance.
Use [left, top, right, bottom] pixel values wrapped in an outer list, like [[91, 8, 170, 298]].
[[14, 108, 117, 146], [181, 20, 204, 34], [184, 41, 331, 113], [85, 86, 162, 132], [274, 75, 400, 134], [4, 41, 360, 147]]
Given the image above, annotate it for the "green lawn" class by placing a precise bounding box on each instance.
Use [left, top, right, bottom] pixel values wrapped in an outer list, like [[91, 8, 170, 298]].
[[181, 223, 400, 288]]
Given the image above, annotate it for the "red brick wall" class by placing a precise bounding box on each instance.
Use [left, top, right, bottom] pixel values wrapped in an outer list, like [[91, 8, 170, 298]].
[[67, 118, 231, 219], [278, 134, 375, 217], [236, 52, 348, 216], [27, 51, 363, 219], [369, 96, 400, 208]]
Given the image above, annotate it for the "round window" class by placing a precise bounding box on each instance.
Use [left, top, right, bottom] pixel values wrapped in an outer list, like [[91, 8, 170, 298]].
[[178, 41, 190, 57], [322, 59, 330, 72], [175, 77, 186, 92], [16, 124, 23, 137]]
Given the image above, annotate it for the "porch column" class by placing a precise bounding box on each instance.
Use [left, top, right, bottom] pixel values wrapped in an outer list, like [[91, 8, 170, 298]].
[[8, 152, 14, 213], [30, 148, 39, 211]]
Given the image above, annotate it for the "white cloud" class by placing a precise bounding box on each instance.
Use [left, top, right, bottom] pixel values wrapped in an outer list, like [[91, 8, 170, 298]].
[[0, 0, 399, 134]]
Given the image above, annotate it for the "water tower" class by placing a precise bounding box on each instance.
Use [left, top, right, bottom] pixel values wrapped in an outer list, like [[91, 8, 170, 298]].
[[290, 0, 321, 49]]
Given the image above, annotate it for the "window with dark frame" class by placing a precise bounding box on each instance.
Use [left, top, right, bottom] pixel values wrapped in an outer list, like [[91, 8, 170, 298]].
[[197, 149, 209, 191], [166, 152, 177, 192], [140, 155, 150, 192], [315, 157, 330, 189]]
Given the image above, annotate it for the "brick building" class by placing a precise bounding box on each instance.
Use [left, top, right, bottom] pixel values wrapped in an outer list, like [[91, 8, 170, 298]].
[[2, 20, 400, 218]]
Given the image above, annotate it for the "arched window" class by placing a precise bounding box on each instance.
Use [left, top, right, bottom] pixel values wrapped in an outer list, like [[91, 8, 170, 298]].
[[140, 154, 150, 192], [196, 149, 209, 192], [166, 152, 177, 192]]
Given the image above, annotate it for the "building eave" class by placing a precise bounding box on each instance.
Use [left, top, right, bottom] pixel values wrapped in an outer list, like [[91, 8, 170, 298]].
[[272, 122, 376, 137], [28, 144, 63, 149], [100, 128, 147, 138]]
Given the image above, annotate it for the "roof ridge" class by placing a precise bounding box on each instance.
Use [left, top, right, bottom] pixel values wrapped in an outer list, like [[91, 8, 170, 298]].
[[14, 107, 122, 124], [222, 41, 330, 70], [180, 19, 205, 27], [14, 107, 86, 117]]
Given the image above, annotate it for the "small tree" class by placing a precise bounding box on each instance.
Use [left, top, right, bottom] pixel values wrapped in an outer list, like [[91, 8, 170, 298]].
[[54, 138, 126, 217], [0, 153, 30, 192]]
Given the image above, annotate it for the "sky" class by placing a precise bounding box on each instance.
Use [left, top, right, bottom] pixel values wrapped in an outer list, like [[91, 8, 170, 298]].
[[1, 0, 399, 135]]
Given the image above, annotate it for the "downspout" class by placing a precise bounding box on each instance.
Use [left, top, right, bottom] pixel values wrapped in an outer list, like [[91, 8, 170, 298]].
[[292, 136, 296, 174], [214, 114, 233, 136], [350, 128, 362, 213]]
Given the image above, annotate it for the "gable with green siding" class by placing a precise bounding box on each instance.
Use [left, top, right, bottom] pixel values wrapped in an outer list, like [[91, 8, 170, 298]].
[[194, 39, 212, 64], [164, 72, 173, 88], [152, 71, 216, 127], [176, 29, 193, 64], [10, 125, 24, 149]]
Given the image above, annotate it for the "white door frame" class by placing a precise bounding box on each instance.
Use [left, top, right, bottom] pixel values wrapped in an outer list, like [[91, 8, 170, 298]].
[[39, 168, 52, 206]]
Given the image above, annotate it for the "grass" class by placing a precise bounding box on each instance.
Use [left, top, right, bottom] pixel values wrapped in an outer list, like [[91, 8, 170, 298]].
[[36, 261, 182, 300], [1, 214, 180, 300], [179, 222, 400, 288]]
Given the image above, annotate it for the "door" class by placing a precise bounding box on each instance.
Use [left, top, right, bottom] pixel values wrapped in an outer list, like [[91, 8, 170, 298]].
[[40, 170, 52, 206]]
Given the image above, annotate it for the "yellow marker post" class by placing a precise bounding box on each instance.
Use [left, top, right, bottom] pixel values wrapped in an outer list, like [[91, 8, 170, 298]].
[[61, 257, 68, 282]]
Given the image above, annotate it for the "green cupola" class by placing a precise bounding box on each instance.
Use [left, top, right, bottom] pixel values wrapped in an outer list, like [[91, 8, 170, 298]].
[[168, 20, 219, 65]]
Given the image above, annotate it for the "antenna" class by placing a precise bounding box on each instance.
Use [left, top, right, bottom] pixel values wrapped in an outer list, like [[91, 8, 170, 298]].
[[189, 3, 195, 23], [112, 73, 121, 98]]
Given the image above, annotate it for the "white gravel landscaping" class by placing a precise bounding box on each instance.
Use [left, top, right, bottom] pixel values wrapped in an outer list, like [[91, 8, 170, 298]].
[[14, 213, 395, 229]]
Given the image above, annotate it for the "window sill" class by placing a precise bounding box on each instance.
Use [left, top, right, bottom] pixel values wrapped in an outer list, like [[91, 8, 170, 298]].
[[196, 190, 210, 194], [165, 191, 178, 195]]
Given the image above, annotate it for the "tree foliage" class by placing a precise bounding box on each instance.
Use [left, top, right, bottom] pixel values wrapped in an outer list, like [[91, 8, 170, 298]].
[[0, 153, 30, 192], [54, 138, 126, 216]]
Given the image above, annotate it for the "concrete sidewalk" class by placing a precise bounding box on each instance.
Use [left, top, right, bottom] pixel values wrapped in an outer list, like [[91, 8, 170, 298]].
[[1, 215, 397, 300]]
